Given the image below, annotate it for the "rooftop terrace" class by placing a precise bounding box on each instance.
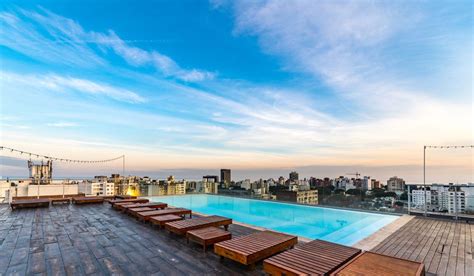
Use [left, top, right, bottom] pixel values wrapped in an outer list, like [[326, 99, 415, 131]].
[[0, 203, 472, 275]]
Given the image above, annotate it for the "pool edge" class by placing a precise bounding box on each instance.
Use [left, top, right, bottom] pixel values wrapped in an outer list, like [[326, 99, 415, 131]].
[[352, 214, 414, 251]]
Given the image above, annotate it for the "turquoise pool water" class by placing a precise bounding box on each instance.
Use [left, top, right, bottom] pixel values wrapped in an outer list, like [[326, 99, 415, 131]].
[[145, 194, 398, 245]]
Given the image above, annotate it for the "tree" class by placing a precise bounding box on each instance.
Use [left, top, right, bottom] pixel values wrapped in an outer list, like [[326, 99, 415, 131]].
[[346, 188, 364, 196], [399, 192, 408, 201], [384, 191, 397, 198], [371, 188, 386, 197]]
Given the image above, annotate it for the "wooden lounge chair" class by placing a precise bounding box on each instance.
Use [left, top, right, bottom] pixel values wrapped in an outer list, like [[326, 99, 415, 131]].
[[10, 199, 50, 210], [113, 202, 138, 210], [109, 198, 149, 207], [165, 215, 232, 236], [122, 202, 167, 213], [263, 239, 361, 275], [72, 197, 104, 204], [330, 251, 425, 276], [214, 230, 298, 269], [150, 214, 183, 228], [136, 208, 192, 222], [128, 207, 155, 217], [187, 226, 232, 252], [114, 195, 137, 199]]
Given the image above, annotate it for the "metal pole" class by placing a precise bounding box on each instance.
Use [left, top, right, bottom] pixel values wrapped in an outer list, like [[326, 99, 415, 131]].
[[122, 155, 125, 177], [423, 146, 427, 216], [407, 185, 411, 214]]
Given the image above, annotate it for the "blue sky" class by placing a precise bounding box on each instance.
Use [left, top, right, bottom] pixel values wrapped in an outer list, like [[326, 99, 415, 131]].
[[0, 0, 472, 182]]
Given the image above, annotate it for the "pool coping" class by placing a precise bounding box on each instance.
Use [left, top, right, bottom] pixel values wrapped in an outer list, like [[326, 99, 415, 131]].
[[352, 214, 414, 250]]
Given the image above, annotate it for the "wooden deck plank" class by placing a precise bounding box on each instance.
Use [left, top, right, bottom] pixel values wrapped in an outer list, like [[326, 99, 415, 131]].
[[429, 217, 454, 274], [372, 217, 473, 276]]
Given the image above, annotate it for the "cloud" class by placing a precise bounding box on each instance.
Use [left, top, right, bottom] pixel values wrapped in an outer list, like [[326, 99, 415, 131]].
[[47, 122, 78, 127], [1, 71, 146, 103], [0, 8, 214, 81]]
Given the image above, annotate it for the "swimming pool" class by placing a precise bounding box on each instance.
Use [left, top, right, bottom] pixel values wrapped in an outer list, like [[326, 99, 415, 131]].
[[145, 194, 398, 245]]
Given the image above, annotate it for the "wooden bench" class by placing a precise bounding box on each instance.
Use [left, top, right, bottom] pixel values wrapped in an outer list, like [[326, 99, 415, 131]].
[[136, 208, 192, 222], [72, 197, 104, 204], [187, 227, 232, 252], [264, 239, 361, 275], [214, 230, 298, 269], [150, 214, 183, 228], [50, 198, 71, 205], [10, 199, 50, 210], [330, 251, 425, 276], [165, 215, 232, 236]]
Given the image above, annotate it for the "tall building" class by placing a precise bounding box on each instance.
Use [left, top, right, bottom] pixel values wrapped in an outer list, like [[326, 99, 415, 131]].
[[220, 169, 231, 188], [203, 175, 219, 183], [202, 176, 218, 194], [361, 176, 372, 190], [289, 171, 299, 182], [387, 176, 405, 192]]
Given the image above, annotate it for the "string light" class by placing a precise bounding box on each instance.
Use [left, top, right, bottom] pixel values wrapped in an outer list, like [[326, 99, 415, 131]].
[[0, 146, 124, 164]]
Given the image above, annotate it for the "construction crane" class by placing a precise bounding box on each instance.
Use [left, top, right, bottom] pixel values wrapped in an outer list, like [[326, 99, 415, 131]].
[[346, 172, 361, 179]]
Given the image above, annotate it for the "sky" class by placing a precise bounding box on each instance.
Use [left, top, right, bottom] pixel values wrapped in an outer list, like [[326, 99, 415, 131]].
[[0, 0, 472, 183]]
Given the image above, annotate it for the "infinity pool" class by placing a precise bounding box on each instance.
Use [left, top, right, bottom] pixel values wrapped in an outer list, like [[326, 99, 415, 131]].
[[145, 194, 398, 245]]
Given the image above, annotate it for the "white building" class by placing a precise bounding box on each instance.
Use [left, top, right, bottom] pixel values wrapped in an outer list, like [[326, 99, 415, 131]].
[[79, 181, 114, 196], [412, 189, 431, 208], [362, 176, 372, 190]]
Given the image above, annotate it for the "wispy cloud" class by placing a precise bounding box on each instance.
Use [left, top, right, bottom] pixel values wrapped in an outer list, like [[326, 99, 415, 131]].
[[1, 71, 146, 103], [0, 7, 214, 82], [47, 122, 78, 127]]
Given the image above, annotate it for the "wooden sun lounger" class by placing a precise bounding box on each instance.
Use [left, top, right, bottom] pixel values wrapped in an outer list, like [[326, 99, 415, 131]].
[[164, 215, 232, 235], [72, 197, 104, 204], [10, 199, 50, 210], [114, 195, 137, 199], [330, 251, 425, 276], [214, 230, 298, 269], [113, 202, 138, 210], [263, 239, 361, 275], [149, 214, 183, 228], [122, 202, 168, 213], [187, 226, 232, 252], [109, 198, 149, 207], [128, 207, 155, 217], [136, 208, 192, 222]]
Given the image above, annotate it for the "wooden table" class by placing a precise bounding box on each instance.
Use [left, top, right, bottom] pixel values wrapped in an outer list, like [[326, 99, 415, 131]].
[[187, 227, 231, 252], [150, 214, 183, 228], [331, 251, 425, 276]]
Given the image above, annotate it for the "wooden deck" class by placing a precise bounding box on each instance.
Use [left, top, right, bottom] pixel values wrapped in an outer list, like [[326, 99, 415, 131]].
[[0, 203, 470, 275], [0, 203, 262, 275], [372, 216, 473, 276]]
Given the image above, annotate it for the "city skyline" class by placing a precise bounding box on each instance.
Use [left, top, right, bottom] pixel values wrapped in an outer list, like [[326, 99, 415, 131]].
[[1, 1, 472, 183]]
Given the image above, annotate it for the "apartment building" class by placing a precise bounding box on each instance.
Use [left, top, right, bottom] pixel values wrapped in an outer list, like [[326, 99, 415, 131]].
[[275, 190, 318, 205], [79, 181, 114, 196]]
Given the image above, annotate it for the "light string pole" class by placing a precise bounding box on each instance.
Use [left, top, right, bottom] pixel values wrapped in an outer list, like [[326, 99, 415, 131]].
[[422, 145, 473, 217]]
